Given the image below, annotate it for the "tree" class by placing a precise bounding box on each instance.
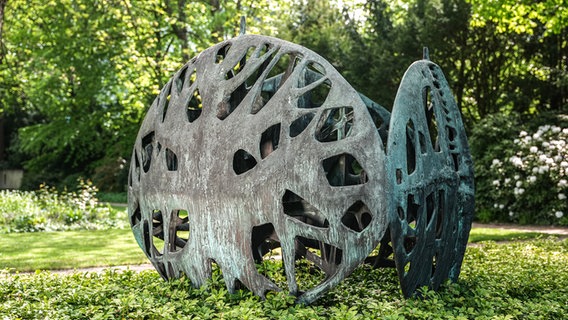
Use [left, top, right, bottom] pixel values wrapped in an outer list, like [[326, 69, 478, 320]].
[[2, 0, 274, 190], [465, 0, 567, 116]]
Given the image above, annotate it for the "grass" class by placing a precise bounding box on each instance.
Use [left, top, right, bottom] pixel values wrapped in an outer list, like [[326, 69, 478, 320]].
[[0, 229, 147, 272], [0, 226, 561, 273], [468, 227, 546, 242], [1, 238, 567, 319], [97, 192, 127, 204]]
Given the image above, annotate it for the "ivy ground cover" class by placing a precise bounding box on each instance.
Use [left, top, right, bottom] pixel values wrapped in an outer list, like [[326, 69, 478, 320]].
[[1, 238, 567, 319]]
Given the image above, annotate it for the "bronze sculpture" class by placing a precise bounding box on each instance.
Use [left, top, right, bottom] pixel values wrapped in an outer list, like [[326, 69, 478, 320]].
[[127, 33, 474, 304]]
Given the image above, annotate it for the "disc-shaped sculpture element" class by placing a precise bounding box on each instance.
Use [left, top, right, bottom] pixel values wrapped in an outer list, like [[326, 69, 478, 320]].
[[384, 60, 475, 297], [128, 33, 475, 304], [127, 34, 390, 304]]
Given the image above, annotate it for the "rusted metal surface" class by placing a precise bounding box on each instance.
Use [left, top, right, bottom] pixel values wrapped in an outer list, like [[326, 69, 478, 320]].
[[127, 34, 474, 304]]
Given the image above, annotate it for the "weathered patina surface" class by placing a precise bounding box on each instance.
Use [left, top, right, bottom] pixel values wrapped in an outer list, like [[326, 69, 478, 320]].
[[127, 34, 474, 304]]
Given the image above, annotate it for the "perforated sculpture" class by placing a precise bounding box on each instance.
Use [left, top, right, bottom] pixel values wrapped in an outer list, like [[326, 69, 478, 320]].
[[127, 33, 474, 304]]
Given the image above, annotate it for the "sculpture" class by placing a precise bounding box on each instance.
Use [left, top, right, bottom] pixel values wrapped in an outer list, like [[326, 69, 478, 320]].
[[127, 31, 474, 304]]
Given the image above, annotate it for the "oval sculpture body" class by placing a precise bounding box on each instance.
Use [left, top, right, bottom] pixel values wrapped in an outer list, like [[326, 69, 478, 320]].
[[127, 34, 390, 304], [128, 34, 474, 305]]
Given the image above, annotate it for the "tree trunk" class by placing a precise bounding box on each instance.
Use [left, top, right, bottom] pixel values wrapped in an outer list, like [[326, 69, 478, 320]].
[[0, 0, 8, 161]]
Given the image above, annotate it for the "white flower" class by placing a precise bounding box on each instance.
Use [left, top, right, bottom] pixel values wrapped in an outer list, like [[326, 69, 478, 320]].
[[514, 175, 521, 180], [520, 131, 528, 137], [532, 167, 539, 174], [530, 146, 539, 153], [518, 188, 525, 195], [555, 211, 564, 219], [539, 154, 548, 162], [504, 178, 511, 185], [494, 203, 499, 208], [561, 161, 568, 168], [558, 179, 568, 188], [509, 211, 515, 217], [491, 159, 501, 167], [528, 176, 537, 183], [510, 156, 523, 167], [559, 193, 567, 200], [552, 126, 561, 133], [533, 132, 541, 140], [516, 181, 523, 188], [492, 180, 500, 187], [538, 166, 549, 174], [499, 204, 505, 209], [542, 142, 550, 148], [563, 128, 568, 134]]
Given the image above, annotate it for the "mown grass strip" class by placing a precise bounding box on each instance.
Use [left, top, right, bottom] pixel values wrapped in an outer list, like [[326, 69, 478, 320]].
[[0, 226, 561, 273], [0, 229, 147, 272], [468, 227, 546, 243]]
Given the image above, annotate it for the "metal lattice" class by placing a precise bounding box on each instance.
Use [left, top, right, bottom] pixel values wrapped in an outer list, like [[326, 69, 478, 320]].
[[127, 34, 474, 304]]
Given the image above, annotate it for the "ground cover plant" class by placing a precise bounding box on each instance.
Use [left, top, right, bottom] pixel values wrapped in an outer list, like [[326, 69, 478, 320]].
[[0, 179, 128, 233], [1, 238, 567, 319]]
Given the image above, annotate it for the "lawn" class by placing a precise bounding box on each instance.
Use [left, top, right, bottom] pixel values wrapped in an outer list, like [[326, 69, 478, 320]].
[[0, 229, 147, 272], [0, 226, 559, 273], [467, 227, 546, 242]]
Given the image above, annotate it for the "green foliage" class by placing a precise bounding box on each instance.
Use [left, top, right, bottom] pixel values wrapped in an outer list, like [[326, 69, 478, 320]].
[[471, 113, 568, 225], [1, 238, 567, 319], [0, 179, 127, 233], [465, 0, 567, 117], [1, 0, 276, 191], [2, 0, 566, 199]]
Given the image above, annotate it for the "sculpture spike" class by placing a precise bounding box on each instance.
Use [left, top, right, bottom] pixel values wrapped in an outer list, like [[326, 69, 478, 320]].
[[423, 47, 430, 60], [240, 16, 246, 36]]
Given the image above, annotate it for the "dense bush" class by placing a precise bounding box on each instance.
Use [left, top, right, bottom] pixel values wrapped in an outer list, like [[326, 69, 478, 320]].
[[1, 238, 567, 319], [471, 113, 568, 225], [0, 179, 127, 233]]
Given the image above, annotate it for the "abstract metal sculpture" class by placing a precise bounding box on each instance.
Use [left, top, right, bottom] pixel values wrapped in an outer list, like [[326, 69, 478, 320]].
[[127, 33, 474, 304]]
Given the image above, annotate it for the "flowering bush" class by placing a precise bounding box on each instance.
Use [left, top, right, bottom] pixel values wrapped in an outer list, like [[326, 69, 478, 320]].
[[0, 179, 127, 233], [471, 113, 568, 225]]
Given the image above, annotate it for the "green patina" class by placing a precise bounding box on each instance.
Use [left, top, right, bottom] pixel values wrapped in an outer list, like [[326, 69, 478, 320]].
[[127, 33, 474, 304]]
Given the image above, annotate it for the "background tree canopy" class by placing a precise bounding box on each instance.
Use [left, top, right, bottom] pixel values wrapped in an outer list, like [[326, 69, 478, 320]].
[[0, 0, 566, 192]]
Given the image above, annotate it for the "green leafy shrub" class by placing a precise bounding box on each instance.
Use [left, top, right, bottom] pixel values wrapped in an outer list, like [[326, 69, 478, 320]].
[[471, 113, 568, 225], [1, 238, 567, 319], [0, 179, 127, 233]]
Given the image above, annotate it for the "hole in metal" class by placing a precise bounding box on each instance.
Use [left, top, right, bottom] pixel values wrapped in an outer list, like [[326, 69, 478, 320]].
[[289, 113, 315, 137], [233, 149, 257, 175], [282, 190, 329, 228], [322, 153, 368, 186], [341, 201, 373, 232], [316, 107, 354, 142], [141, 132, 155, 173], [260, 123, 281, 159], [165, 148, 178, 171]]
